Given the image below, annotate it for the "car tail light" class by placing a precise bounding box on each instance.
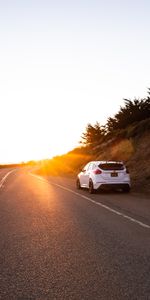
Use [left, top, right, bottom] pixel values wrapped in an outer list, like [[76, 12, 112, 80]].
[[93, 169, 102, 174]]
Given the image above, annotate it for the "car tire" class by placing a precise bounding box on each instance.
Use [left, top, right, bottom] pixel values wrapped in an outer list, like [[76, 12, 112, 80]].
[[76, 178, 81, 189], [122, 185, 130, 193], [89, 179, 94, 194]]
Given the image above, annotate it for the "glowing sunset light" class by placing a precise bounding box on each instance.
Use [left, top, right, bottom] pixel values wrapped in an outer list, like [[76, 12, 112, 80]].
[[0, 1, 150, 163]]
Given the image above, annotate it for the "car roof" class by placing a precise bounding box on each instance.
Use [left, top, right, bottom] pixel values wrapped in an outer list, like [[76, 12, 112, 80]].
[[90, 161, 124, 164]]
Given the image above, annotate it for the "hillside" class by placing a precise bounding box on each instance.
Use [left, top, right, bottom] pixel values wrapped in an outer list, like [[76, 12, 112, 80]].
[[37, 118, 150, 195]]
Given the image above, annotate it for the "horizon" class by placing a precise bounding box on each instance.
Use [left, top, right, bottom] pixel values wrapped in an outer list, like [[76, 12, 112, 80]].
[[0, 0, 150, 164]]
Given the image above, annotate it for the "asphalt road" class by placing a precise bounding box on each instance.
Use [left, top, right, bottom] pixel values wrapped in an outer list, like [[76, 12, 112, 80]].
[[0, 168, 150, 300]]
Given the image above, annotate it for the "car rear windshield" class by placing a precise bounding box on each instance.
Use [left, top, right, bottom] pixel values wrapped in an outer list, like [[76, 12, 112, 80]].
[[98, 163, 124, 171]]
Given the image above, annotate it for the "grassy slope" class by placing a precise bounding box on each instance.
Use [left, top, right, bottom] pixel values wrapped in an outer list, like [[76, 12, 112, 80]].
[[37, 118, 150, 194]]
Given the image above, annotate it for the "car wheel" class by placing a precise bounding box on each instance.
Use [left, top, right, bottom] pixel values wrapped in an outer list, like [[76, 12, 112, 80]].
[[76, 178, 81, 189], [89, 179, 94, 194], [122, 185, 130, 193]]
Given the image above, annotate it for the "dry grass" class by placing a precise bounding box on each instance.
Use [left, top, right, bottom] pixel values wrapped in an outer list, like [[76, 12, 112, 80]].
[[36, 125, 150, 195], [127, 132, 150, 193], [110, 139, 134, 161], [37, 153, 93, 177]]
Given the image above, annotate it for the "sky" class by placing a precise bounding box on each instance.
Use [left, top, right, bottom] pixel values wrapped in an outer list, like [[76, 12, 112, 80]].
[[0, 0, 150, 163]]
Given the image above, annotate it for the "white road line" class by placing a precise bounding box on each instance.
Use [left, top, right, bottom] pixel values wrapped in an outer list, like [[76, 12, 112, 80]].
[[0, 170, 15, 189], [30, 174, 150, 230]]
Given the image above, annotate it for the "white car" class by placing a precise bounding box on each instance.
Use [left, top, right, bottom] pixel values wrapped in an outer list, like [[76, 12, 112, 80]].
[[76, 161, 131, 193]]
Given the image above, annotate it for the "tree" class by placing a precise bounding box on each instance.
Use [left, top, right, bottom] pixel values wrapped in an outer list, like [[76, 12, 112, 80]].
[[80, 122, 105, 147], [106, 117, 118, 133], [106, 92, 150, 133]]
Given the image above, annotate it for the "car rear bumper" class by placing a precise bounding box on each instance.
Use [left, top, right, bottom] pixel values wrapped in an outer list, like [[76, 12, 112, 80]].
[[94, 182, 131, 190]]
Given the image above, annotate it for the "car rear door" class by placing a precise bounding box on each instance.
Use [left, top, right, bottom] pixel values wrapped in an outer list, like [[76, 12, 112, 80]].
[[79, 163, 90, 187], [84, 163, 92, 187]]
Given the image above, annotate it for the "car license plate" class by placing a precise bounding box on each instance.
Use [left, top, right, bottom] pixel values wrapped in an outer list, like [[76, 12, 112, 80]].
[[111, 172, 118, 177]]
